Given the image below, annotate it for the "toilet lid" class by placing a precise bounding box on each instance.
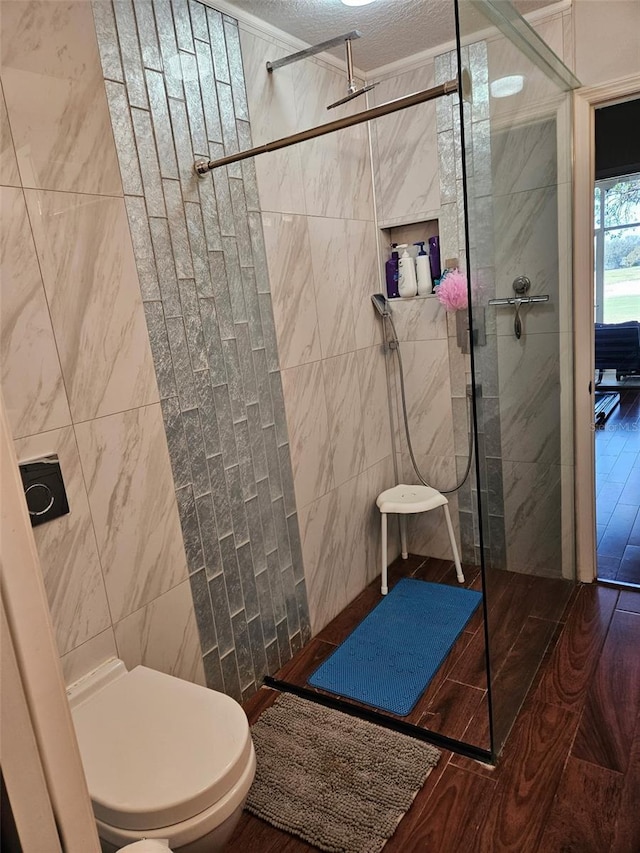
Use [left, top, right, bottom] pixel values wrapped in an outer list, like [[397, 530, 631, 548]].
[[71, 666, 252, 832]]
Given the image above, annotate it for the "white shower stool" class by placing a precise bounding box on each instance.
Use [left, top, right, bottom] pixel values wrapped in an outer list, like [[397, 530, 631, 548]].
[[376, 484, 465, 595]]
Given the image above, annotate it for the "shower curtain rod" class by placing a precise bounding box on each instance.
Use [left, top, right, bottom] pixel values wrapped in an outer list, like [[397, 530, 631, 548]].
[[194, 74, 463, 175]]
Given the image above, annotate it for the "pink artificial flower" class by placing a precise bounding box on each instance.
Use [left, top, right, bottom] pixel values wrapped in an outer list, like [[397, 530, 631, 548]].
[[436, 268, 469, 312]]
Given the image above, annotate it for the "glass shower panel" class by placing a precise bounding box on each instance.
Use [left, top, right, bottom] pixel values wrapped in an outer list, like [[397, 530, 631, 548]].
[[455, 0, 580, 755]]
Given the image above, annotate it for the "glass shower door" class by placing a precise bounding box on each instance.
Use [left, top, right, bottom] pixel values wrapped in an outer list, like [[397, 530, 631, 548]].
[[455, 0, 580, 755]]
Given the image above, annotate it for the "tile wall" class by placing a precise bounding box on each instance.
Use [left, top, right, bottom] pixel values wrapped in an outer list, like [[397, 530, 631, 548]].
[[239, 25, 397, 633], [368, 55, 469, 564], [91, 0, 311, 699], [0, 0, 203, 686]]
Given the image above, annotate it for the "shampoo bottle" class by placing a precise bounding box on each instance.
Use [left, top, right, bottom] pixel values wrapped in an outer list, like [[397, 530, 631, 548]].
[[414, 241, 432, 296], [397, 244, 418, 298], [385, 243, 400, 299], [428, 236, 441, 287]]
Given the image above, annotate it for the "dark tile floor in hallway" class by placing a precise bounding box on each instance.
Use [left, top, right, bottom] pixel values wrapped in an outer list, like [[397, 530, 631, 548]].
[[233, 584, 640, 852], [596, 389, 640, 585]]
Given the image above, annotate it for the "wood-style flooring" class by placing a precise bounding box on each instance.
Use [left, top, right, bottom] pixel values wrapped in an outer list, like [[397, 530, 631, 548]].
[[597, 389, 640, 585], [226, 571, 640, 851]]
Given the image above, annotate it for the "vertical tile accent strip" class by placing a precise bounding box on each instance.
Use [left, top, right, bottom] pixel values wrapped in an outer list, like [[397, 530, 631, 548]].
[[94, 0, 309, 699]]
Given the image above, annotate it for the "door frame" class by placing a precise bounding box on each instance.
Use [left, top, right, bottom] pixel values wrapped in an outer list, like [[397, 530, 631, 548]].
[[573, 74, 640, 583]]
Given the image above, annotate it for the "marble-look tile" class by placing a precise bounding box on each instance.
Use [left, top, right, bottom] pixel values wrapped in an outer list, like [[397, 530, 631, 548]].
[[492, 119, 557, 198], [1, 0, 121, 195], [322, 352, 366, 488], [0, 187, 70, 439], [395, 339, 455, 460], [25, 190, 158, 422], [371, 64, 440, 224], [503, 460, 563, 578], [238, 30, 305, 215], [357, 345, 392, 470], [60, 628, 118, 687], [262, 213, 320, 369], [307, 217, 356, 358], [346, 219, 383, 351], [114, 580, 205, 685], [0, 82, 20, 186], [493, 185, 559, 337], [293, 58, 373, 221], [299, 457, 393, 634], [281, 361, 334, 510], [406, 458, 462, 561], [14, 426, 110, 656], [389, 296, 448, 342], [75, 403, 188, 622], [497, 331, 561, 466]]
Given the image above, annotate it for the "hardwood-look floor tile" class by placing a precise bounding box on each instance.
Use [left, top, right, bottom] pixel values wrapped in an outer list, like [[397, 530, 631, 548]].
[[418, 679, 487, 744], [475, 701, 580, 853], [243, 686, 280, 725], [537, 757, 623, 853], [386, 764, 495, 853], [611, 727, 640, 853], [617, 543, 640, 584], [571, 609, 640, 773], [535, 584, 619, 710], [617, 589, 640, 614], [488, 616, 558, 748]]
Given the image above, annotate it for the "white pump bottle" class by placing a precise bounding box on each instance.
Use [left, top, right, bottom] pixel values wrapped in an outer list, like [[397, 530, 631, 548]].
[[397, 244, 418, 298]]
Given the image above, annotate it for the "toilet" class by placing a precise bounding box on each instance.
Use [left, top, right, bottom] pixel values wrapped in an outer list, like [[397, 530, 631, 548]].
[[67, 659, 256, 853]]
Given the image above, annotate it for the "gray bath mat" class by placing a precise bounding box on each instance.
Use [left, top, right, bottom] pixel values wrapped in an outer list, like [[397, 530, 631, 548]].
[[245, 692, 441, 853]]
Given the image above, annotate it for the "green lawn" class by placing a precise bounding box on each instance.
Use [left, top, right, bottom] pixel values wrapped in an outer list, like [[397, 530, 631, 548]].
[[603, 266, 640, 323]]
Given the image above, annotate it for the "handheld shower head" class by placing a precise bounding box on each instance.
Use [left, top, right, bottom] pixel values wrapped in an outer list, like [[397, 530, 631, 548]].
[[371, 293, 390, 318]]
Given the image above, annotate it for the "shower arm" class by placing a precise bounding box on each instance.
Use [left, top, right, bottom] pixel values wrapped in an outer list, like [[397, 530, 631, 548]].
[[194, 75, 464, 175]]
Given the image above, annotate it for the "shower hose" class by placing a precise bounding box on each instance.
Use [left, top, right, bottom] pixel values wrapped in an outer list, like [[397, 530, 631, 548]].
[[382, 311, 474, 495]]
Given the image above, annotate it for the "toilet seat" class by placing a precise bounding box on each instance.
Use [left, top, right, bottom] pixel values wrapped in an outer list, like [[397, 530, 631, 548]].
[[71, 665, 253, 833]]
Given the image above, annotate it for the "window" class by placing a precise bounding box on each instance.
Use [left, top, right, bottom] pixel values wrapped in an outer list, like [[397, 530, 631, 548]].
[[593, 174, 640, 324]]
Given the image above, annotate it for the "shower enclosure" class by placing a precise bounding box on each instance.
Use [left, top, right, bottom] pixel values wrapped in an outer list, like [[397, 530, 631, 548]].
[[259, 0, 580, 763]]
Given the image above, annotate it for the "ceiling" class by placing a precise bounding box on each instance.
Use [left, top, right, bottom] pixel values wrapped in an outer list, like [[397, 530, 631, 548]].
[[227, 0, 559, 72]]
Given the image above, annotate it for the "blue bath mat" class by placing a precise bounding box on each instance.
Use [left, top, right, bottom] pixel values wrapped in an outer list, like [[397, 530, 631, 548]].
[[308, 578, 482, 716]]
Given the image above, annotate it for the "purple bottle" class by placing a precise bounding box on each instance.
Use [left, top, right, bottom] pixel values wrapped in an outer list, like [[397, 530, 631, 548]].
[[385, 243, 400, 299], [428, 236, 441, 284]]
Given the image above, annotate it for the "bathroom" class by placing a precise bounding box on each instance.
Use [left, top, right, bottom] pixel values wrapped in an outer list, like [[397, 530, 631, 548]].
[[1, 0, 639, 851]]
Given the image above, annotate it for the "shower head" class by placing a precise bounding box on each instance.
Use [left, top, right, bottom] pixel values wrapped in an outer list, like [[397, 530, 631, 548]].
[[371, 293, 390, 318], [327, 35, 378, 110], [327, 82, 377, 110]]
